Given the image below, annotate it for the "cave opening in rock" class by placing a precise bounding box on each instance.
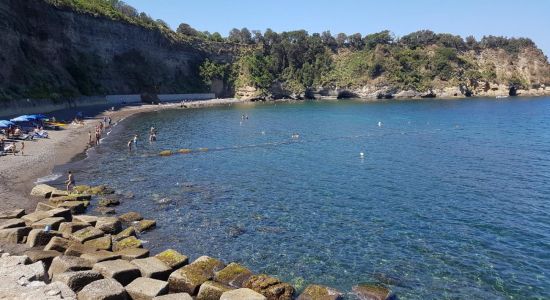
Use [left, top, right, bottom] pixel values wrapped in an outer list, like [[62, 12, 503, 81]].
[[509, 86, 517, 96]]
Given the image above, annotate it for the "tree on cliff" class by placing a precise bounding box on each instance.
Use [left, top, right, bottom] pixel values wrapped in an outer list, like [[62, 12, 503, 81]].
[[177, 23, 199, 36]]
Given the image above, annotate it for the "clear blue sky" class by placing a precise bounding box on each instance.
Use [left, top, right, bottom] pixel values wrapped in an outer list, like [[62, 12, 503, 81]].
[[125, 0, 550, 56]]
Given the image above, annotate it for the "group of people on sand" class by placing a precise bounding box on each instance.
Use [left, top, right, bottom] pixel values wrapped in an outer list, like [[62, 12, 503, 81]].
[[88, 116, 112, 146]]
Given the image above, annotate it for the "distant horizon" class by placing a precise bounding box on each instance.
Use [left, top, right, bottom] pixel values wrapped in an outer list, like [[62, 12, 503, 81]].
[[123, 0, 550, 57]]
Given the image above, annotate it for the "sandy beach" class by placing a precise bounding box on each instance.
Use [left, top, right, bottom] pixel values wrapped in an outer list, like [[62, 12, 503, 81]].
[[0, 98, 245, 212]]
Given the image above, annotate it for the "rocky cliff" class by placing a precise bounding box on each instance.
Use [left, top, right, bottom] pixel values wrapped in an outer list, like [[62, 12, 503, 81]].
[[0, 0, 232, 101]]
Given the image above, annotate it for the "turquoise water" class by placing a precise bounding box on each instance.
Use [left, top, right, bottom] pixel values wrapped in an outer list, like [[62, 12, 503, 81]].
[[66, 98, 550, 299]]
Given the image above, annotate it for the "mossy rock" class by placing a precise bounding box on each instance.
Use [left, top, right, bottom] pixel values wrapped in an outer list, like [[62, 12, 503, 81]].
[[297, 284, 343, 300], [178, 149, 192, 154], [244, 274, 295, 300], [73, 185, 91, 194], [155, 249, 188, 269], [84, 235, 112, 251], [352, 283, 392, 300], [88, 185, 116, 195], [113, 227, 136, 242], [118, 211, 143, 223], [113, 236, 142, 251], [214, 262, 253, 288], [133, 219, 156, 233], [71, 226, 104, 243], [95, 207, 116, 215], [98, 198, 120, 207], [159, 150, 173, 156]]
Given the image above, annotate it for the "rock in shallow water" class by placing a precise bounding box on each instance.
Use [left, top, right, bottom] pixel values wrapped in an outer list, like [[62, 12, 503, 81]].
[[243, 274, 294, 300], [352, 283, 394, 300], [297, 284, 343, 300]]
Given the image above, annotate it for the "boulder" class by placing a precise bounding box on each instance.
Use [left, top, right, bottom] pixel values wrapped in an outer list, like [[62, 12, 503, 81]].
[[131, 257, 172, 280], [52, 270, 104, 292], [31, 217, 65, 230], [114, 227, 136, 242], [77, 278, 127, 300], [244, 274, 294, 300], [155, 249, 188, 270], [214, 262, 253, 288], [0, 208, 25, 219], [0, 226, 31, 243], [44, 237, 73, 252], [95, 217, 122, 234], [35, 202, 57, 212], [26, 229, 61, 247], [30, 184, 60, 198], [64, 243, 98, 257], [18, 281, 76, 299], [297, 284, 343, 300], [168, 256, 225, 294], [352, 283, 393, 300], [133, 219, 156, 233], [46, 208, 72, 221], [70, 226, 105, 243], [81, 250, 121, 264], [220, 288, 266, 300], [87, 185, 115, 195], [113, 236, 142, 252], [72, 215, 98, 226], [116, 248, 150, 261], [58, 201, 88, 214], [0, 218, 26, 229], [119, 211, 143, 223], [48, 255, 93, 278], [126, 277, 169, 300], [197, 280, 234, 300], [84, 235, 112, 250], [153, 293, 193, 300], [0, 254, 31, 267], [22, 211, 51, 224], [92, 259, 141, 286], [95, 207, 117, 215], [98, 197, 120, 207], [73, 185, 91, 194], [25, 249, 61, 269], [58, 222, 90, 237]]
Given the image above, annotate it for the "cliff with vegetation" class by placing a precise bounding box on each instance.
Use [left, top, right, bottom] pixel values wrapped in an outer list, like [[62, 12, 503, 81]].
[[1, 0, 549, 103]]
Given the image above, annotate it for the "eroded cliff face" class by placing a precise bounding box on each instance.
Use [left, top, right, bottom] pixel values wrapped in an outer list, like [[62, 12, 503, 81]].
[[0, 0, 232, 101]]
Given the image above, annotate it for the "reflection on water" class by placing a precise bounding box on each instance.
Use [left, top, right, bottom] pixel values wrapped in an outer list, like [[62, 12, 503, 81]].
[[60, 99, 550, 299]]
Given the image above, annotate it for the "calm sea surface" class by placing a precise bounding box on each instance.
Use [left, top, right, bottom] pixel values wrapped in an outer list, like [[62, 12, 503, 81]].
[[61, 98, 550, 299]]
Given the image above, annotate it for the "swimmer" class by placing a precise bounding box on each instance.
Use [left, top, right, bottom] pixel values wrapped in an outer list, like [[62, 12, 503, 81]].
[[378, 121, 382, 127], [133, 134, 138, 144]]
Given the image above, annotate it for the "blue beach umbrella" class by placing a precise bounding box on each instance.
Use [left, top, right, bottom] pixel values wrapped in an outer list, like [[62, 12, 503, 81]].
[[0, 120, 14, 128], [10, 115, 33, 122], [28, 114, 47, 120]]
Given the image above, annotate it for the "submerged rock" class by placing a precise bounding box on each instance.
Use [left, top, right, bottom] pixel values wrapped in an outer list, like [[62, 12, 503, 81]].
[[119, 211, 143, 223], [352, 283, 394, 300], [159, 150, 173, 156]]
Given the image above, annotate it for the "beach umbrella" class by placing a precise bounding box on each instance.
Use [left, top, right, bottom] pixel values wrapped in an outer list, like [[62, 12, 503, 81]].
[[10, 115, 33, 122], [28, 114, 47, 120], [0, 120, 14, 128]]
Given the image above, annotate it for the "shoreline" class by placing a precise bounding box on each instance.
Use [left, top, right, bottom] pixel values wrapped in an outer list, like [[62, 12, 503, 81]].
[[0, 98, 246, 212]]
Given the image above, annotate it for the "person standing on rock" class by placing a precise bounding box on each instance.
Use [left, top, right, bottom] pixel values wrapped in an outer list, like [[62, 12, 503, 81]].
[[65, 171, 75, 192]]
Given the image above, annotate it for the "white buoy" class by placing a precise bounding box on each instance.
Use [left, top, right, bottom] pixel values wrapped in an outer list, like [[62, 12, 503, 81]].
[[360, 152, 364, 157]]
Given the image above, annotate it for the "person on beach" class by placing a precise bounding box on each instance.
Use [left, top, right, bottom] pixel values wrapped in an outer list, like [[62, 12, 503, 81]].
[[12, 142, 16, 155], [20, 142, 24, 156], [65, 171, 75, 191], [88, 131, 93, 145], [127, 139, 133, 151]]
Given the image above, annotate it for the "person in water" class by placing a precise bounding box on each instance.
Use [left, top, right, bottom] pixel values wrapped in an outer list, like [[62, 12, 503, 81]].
[[133, 134, 138, 144], [65, 171, 75, 191], [127, 140, 133, 151]]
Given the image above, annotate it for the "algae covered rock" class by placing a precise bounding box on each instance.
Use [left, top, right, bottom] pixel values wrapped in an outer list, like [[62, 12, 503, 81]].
[[155, 249, 188, 270], [119, 211, 143, 223], [244, 274, 295, 300], [352, 283, 393, 300], [98, 197, 120, 207], [83, 235, 112, 250], [134, 219, 156, 233], [197, 280, 234, 300], [297, 284, 343, 300], [168, 256, 226, 295], [113, 236, 142, 251], [159, 150, 173, 156], [178, 149, 192, 154], [72, 185, 91, 194], [214, 262, 253, 288], [113, 226, 136, 242]]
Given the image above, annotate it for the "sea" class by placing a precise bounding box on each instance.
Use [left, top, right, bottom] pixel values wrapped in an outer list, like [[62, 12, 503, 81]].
[[54, 97, 550, 299]]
